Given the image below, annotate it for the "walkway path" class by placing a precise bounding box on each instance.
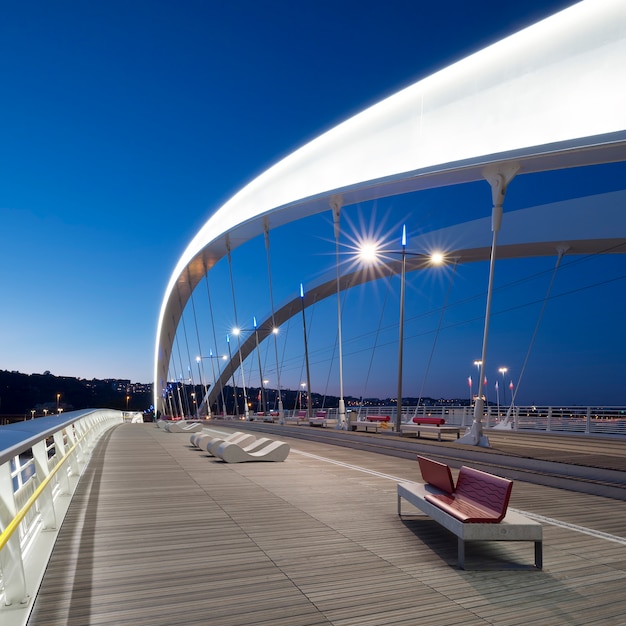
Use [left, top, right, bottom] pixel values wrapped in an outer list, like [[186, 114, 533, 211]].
[[27, 423, 626, 625]]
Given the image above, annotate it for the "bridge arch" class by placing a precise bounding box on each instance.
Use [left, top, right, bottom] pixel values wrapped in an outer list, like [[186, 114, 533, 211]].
[[155, 0, 626, 413], [203, 192, 626, 408]]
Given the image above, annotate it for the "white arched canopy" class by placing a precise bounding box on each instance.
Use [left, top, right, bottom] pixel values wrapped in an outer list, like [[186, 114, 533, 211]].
[[154, 0, 626, 413]]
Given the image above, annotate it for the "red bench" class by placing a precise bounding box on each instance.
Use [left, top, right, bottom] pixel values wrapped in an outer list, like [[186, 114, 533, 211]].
[[411, 416, 445, 426], [398, 456, 542, 569], [367, 415, 390, 422], [424, 465, 513, 523]]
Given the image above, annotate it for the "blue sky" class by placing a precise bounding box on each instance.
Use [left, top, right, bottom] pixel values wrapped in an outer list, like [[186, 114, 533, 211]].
[[2, 0, 625, 406]]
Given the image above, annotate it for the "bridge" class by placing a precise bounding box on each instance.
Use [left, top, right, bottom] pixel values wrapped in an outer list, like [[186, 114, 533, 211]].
[[2, 1, 626, 623]]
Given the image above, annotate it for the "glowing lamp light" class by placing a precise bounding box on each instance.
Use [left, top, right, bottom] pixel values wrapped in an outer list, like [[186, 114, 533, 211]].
[[357, 240, 381, 263], [430, 251, 445, 265]]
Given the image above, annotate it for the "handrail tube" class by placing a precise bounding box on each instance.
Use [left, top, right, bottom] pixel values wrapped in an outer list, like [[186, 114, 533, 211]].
[[0, 409, 109, 466], [0, 410, 121, 609], [0, 432, 83, 554]]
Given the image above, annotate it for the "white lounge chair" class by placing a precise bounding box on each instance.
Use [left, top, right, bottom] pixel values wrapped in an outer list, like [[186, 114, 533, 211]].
[[214, 439, 290, 463], [167, 421, 203, 433], [191, 430, 242, 448], [204, 433, 257, 454]]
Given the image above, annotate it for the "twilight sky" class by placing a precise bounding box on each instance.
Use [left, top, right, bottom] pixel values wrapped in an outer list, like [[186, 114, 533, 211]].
[[2, 0, 625, 406]]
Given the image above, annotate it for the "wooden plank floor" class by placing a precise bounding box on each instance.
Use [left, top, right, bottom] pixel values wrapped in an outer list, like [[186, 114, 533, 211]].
[[27, 424, 626, 626]]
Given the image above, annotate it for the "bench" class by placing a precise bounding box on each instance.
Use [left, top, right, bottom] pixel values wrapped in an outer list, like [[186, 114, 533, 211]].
[[400, 423, 461, 440], [309, 411, 338, 428], [351, 415, 391, 433], [285, 410, 308, 425], [397, 456, 542, 569], [411, 416, 446, 425]]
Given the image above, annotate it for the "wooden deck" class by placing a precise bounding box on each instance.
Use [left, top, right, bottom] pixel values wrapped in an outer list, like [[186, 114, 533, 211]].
[[27, 423, 626, 625]]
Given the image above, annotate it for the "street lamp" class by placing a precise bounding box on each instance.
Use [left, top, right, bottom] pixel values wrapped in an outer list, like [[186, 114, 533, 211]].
[[498, 367, 509, 417], [197, 352, 228, 417], [56, 393, 61, 412], [298, 382, 307, 411], [499, 367, 508, 411], [225, 334, 239, 417], [230, 328, 250, 419], [397, 225, 407, 431], [232, 319, 269, 418], [357, 225, 445, 433], [473, 360, 482, 404]]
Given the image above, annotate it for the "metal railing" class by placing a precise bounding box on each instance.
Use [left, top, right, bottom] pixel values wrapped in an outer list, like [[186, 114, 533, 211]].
[[0, 409, 123, 619], [286, 405, 626, 436]]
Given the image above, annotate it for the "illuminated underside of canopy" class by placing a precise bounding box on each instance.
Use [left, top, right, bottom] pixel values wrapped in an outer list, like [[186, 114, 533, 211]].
[[154, 0, 626, 412]]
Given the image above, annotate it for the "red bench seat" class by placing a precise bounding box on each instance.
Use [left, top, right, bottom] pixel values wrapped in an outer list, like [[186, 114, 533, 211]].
[[411, 416, 445, 426], [367, 415, 391, 422], [424, 465, 513, 523]]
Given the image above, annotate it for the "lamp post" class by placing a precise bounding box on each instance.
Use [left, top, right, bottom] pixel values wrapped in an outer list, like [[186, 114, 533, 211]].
[[231, 328, 249, 420], [232, 319, 269, 418], [499, 367, 508, 411], [396, 225, 407, 432], [197, 352, 228, 417], [225, 334, 239, 417], [357, 226, 445, 434], [473, 360, 482, 405], [195, 355, 207, 416], [298, 382, 306, 410], [56, 393, 60, 412]]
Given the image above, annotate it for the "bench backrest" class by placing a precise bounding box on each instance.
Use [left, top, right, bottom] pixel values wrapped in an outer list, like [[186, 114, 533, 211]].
[[455, 466, 513, 521], [297, 410, 307, 417], [417, 456, 455, 494], [315, 411, 327, 418], [411, 416, 446, 425], [367, 415, 390, 422]]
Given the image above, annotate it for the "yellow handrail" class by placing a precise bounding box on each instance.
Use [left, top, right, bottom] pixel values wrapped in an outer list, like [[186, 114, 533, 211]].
[[0, 421, 99, 552]]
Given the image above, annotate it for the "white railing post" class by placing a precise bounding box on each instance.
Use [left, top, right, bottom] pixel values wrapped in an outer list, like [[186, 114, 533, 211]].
[[0, 462, 28, 606], [31, 441, 57, 531], [53, 431, 71, 495]]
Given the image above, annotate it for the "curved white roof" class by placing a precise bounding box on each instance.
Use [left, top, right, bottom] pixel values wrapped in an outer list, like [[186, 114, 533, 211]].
[[154, 0, 626, 409]]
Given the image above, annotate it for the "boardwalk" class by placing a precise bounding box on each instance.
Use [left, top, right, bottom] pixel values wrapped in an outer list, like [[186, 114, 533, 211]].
[[27, 423, 626, 625]]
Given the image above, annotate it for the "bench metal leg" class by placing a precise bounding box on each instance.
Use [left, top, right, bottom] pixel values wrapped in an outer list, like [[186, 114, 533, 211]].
[[535, 541, 543, 569], [458, 538, 465, 569], [398, 494, 402, 516]]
